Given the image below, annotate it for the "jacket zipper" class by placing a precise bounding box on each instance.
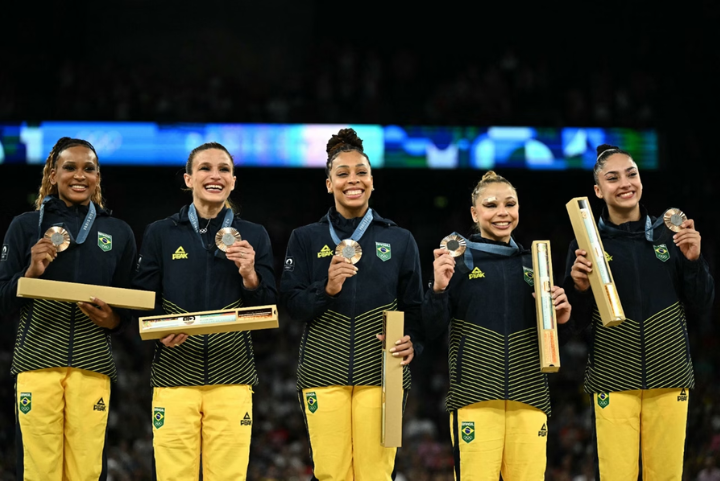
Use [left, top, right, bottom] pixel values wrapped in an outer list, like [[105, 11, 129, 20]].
[[633, 239, 646, 389], [503, 261, 510, 399], [349, 273, 356, 384], [203, 241, 211, 385]]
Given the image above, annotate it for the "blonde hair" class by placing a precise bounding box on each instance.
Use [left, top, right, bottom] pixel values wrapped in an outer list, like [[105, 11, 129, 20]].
[[35, 137, 103, 210], [470, 170, 516, 205]]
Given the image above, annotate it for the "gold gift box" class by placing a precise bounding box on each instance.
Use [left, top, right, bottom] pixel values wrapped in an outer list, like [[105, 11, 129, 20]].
[[381, 310, 404, 448], [138, 305, 278, 340], [566, 197, 625, 327], [531, 241, 561, 373], [17, 277, 155, 310]]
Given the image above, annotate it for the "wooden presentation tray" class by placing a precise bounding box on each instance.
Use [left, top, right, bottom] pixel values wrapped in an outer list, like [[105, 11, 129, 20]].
[[139, 305, 278, 340], [17, 277, 155, 310]]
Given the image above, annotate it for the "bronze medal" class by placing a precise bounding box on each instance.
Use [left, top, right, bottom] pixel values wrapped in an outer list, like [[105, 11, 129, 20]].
[[44, 226, 71, 252], [335, 239, 362, 264], [663, 208, 686, 232], [215, 227, 242, 252], [440, 234, 466, 257]]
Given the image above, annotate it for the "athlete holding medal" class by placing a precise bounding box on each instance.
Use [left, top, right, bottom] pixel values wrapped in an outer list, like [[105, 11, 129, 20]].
[[0, 137, 137, 480], [132, 142, 277, 480], [280, 128, 424, 480]]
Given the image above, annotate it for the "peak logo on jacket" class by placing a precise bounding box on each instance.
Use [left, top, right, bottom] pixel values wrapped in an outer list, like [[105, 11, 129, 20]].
[[317, 245, 333, 258], [172, 246, 189, 260], [469, 267, 485, 280]]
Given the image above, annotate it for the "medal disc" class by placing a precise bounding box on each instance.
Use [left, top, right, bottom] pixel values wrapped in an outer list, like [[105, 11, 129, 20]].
[[335, 239, 362, 264], [440, 234, 466, 257], [44, 226, 71, 252], [215, 227, 242, 252], [663, 208, 687, 232]]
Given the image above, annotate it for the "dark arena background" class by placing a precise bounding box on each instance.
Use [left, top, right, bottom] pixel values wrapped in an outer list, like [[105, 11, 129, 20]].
[[1, 1, 719, 480]]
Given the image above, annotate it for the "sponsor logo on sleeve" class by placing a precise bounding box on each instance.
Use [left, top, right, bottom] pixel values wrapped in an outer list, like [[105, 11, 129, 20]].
[[284, 256, 295, 271]]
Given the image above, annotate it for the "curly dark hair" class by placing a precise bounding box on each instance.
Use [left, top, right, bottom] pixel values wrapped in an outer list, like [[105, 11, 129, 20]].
[[325, 128, 370, 177]]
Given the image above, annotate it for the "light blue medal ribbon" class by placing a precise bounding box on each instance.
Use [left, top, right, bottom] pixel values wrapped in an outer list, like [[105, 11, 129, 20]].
[[37, 196, 97, 245], [598, 215, 664, 242], [188, 203, 235, 255], [327, 208, 374, 246], [448, 232, 519, 270]]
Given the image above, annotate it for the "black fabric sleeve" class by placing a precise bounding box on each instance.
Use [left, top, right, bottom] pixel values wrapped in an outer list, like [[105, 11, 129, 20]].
[[279, 229, 337, 323], [676, 252, 714, 317], [106, 222, 139, 334], [0, 216, 34, 317], [239, 226, 277, 307], [421, 286, 452, 344], [131, 223, 165, 317], [396, 232, 424, 356], [561, 240, 595, 338]]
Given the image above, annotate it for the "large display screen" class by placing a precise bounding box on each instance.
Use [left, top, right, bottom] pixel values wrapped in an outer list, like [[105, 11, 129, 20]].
[[0, 122, 658, 169]]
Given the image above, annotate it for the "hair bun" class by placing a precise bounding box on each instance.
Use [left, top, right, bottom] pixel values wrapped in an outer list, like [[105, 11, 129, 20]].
[[481, 170, 498, 182], [327, 128, 364, 156], [596, 144, 619, 156]]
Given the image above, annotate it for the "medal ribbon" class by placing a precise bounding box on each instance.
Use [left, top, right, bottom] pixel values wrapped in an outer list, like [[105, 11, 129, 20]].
[[188, 204, 235, 253], [37, 196, 97, 244], [449, 232, 520, 270], [598, 215, 664, 243], [327, 208, 374, 246]]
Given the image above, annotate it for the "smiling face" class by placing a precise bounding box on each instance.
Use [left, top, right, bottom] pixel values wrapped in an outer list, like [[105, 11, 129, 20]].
[[50, 146, 100, 207], [594, 153, 642, 216], [326, 150, 373, 218], [471, 183, 519, 243], [184, 148, 236, 207]]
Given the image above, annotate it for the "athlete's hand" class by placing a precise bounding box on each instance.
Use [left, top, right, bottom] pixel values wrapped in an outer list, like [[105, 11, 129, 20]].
[[571, 249, 592, 292], [432, 249, 455, 293], [25, 238, 57, 278], [226, 240, 259, 289], [376, 333, 414, 365], [551, 286, 571, 324], [77, 296, 120, 330], [325, 255, 357, 296], [674, 219, 701, 261], [160, 333, 188, 348]]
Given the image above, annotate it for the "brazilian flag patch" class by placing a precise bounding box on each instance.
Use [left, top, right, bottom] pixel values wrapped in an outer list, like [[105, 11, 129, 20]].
[[654, 244, 669, 262], [523, 266, 534, 286], [98, 232, 113, 252], [376, 242, 391, 262], [153, 407, 165, 429], [461, 421, 475, 443], [19, 392, 31, 414], [306, 392, 318, 413], [597, 392, 610, 409]]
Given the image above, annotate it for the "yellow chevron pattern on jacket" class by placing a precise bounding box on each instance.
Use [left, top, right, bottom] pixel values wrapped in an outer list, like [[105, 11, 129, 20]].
[[297, 300, 411, 390], [150, 297, 258, 387], [447, 320, 550, 415], [11, 299, 117, 380], [584, 302, 694, 393]]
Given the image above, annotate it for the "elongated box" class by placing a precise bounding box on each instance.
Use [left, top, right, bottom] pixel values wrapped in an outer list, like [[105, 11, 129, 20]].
[[381, 311, 404, 447], [17, 277, 155, 310], [531, 241, 561, 373], [139, 305, 278, 340], [566, 197, 625, 327]]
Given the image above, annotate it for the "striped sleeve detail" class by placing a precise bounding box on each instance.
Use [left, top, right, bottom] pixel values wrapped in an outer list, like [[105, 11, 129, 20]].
[[507, 327, 550, 415], [297, 309, 351, 389], [446, 320, 506, 411], [11, 300, 117, 380], [151, 297, 258, 387], [584, 309, 643, 393], [645, 302, 694, 389]]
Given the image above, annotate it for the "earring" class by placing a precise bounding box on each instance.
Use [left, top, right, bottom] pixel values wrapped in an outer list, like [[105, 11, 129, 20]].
[[372, 187, 375, 191]]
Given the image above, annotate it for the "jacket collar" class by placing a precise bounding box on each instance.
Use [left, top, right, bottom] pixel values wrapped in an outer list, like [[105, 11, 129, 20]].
[[42, 195, 109, 217], [600, 204, 651, 233], [172, 204, 234, 224], [319, 206, 397, 227]]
